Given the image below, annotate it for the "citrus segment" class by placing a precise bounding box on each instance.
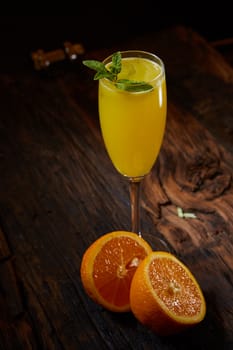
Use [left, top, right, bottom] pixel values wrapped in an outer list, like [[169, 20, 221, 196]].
[[130, 251, 206, 335], [80, 231, 152, 312]]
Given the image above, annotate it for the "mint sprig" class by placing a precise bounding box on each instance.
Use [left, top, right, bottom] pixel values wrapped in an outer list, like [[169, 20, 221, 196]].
[[83, 51, 153, 92]]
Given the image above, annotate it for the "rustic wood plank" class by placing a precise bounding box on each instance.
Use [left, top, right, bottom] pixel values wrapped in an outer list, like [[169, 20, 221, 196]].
[[143, 102, 233, 342]]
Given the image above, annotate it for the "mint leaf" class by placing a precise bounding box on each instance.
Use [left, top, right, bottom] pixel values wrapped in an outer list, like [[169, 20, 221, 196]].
[[83, 57, 117, 81], [82, 60, 106, 72], [83, 52, 153, 92], [116, 79, 153, 92], [109, 51, 121, 75], [94, 70, 115, 81]]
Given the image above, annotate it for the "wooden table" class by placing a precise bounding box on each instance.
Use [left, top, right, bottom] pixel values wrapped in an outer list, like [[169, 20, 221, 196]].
[[0, 26, 232, 349]]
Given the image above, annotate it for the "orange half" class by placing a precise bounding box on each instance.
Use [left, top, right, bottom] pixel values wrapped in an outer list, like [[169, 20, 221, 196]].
[[80, 231, 152, 312], [130, 251, 206, 335]]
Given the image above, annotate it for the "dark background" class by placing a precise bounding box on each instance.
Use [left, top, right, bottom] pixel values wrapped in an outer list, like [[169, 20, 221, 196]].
[[0, 7, 232, 57]]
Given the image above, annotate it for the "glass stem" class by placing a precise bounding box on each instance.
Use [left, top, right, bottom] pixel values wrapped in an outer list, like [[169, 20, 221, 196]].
[[129, 178, 142, 237]]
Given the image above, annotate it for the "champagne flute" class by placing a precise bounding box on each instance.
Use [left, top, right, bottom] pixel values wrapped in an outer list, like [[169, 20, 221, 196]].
[[98, 50, 168, 250]]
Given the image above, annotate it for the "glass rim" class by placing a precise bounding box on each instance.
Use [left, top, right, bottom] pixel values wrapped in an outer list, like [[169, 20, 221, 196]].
[[102, 49, 165, 86]]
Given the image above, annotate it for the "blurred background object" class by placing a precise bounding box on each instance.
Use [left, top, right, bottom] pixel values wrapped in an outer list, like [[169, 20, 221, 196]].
[[0, 6, 232, 68]]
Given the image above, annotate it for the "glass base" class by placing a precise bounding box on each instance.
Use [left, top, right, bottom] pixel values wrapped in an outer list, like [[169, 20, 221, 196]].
[[139, 232, 170, 252]]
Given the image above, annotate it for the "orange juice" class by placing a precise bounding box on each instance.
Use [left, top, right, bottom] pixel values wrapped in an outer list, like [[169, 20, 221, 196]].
[[98, 55, 167, 178]]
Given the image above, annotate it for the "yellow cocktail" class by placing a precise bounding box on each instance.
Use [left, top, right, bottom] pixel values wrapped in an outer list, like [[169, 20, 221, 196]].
[[99, 52, 167, 178]]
